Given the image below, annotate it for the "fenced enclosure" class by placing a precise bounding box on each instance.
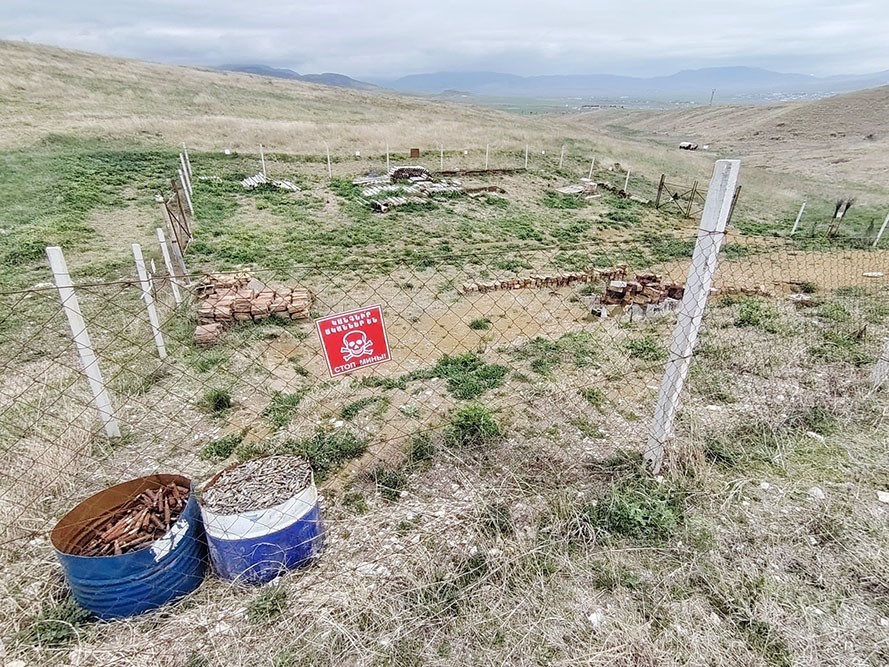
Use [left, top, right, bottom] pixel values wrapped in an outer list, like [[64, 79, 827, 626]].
[[1, 148, 888, 666]]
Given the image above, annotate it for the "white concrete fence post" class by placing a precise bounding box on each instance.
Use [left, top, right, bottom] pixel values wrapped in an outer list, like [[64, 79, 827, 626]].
[[874, 337, 889, 389], [259, 144, 267, 179], [645, 159, 742, 474], [558, 144, 565, 169], [873, 211, 889, 248], [588, 157, 595, 180], [324, 141, 332, 179], [156, 228, 183, 306], [179, 153, 193, 195], [45, 246, 121, 439], [182, 142, 192, 178], [524, 144, 529, 169], [790, 200, 806, 236], [132, 244, 167, 360], [485, 144, 490, 170]]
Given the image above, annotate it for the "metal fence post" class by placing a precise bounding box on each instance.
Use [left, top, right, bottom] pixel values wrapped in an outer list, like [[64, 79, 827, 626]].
[[790, 200, 806, 236], [645, 159, 741, 473], [45, 246, 121, 439]]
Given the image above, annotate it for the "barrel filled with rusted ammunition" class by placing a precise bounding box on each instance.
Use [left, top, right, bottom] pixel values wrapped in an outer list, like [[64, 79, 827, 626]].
[[50, 474, 207, 619]]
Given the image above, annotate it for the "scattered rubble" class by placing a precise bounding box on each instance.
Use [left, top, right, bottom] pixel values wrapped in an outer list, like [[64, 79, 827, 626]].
[[241, 173, 301, 191], [679, 142, 699, 151], [459, 266, 627, 294], [602, 273, 686, 307], [353, 166, 465, 212]]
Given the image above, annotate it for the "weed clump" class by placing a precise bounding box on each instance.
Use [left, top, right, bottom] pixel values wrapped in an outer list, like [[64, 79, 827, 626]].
[[16, 597, 91, 648], [280, 430, 368, 481], [200, 387, 233, 414], [263, 391, 305, 429], [247, 586, 288, 625], [200, 433, 244, 461], [446, 404, 502, 449]]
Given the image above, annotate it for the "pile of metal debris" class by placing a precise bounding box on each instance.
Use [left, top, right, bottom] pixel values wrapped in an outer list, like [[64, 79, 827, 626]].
[[353, 166, 464, 212], [555, 179, 599, 198], [193, 272, 312, 347], [241, 173, 301, 192]]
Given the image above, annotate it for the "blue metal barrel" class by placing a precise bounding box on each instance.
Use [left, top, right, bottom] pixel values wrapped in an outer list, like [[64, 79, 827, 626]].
[[50, 474, 207, 620], [200, 467, 323, 585]]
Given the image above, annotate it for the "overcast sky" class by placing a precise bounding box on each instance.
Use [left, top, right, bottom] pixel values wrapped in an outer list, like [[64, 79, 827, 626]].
[[3, 1, 887, 78]]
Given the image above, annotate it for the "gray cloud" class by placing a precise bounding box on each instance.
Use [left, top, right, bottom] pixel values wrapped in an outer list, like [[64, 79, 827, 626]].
[[3, 0, 887, 77]]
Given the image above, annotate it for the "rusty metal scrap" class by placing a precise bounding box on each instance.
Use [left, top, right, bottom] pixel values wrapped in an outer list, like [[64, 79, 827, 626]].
[[71, 482, 190, 557]]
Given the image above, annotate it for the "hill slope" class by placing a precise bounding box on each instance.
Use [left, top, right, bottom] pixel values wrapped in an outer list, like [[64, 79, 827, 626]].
[[0, 40, 559, 151], [585, 86, 889, 185], [218, 64, 377, 90]]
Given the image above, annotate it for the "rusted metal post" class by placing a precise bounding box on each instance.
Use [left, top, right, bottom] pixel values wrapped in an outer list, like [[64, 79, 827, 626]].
[[685, 181, 698, 218], [655, 174, 665, 208]]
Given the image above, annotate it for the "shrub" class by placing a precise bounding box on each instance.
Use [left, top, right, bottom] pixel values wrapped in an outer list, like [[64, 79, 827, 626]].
[[199, 433, 243, 461], [280, 430, 368, 481]]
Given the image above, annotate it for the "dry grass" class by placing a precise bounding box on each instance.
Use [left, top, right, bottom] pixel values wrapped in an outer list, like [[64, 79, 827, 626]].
[[1, 38, 889, 667]]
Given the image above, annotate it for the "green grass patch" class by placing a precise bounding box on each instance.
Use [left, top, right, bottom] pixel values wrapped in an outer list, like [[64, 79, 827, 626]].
[[199, 387, 233, 414], [469, 318, 492, 331], [199, 433, 244, 461], [430, 353, 509, 400], [280, 430, 369, 481], [247, 586, 288, 625], [262, 391, 305, 429], [340, 396, 388, 420], [733, 297, 781, 333], [15, 597, 91, 648], [541, 192, 585, 209], [445, 404, 503, 449], [580, 387, 608, 411], [514, 331, 599, 376], [373, 465, 408, 501], [623, 335, 667, 361]]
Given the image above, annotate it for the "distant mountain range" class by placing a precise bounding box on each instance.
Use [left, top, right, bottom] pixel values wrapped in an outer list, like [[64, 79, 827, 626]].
[[217, 64, 378, 90], [219, 64, 889, 102], [379, 67, 889, 101]]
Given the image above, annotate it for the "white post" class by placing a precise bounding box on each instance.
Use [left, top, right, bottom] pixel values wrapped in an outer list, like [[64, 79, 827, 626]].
[[645, 159, 741, 474], [182, 142, 192, 178], [179, 153, 193, 195], [873, 211, 889, 247], [558, 145, 565, 169], [325, 141, 332, 179], [874, 337, 889, 388], [790, 200, 807, 236], [386, 143, 390, 173], [178, 168, 195, 217], [259, 144, 267, 178], [485, 144, 490, 170], [524, 144, 529, 169], [440, 144, 444, 171], [132, 244, 167, 359], [588, 157, 595, 180], [624, 169, 631, 192], [156, 228, 183, 305], [45, 247, 121, 439]]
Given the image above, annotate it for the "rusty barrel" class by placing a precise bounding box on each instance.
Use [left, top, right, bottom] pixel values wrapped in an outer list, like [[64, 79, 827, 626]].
[[199, 456, 323, 584], [50, 474, 207, 620]]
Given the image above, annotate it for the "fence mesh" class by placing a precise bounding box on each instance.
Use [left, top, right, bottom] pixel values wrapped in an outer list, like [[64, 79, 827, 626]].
[[1, 162, 888, 665]]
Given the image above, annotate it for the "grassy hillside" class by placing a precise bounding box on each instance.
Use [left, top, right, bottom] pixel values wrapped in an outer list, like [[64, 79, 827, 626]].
[[585, 86, 889, 191]]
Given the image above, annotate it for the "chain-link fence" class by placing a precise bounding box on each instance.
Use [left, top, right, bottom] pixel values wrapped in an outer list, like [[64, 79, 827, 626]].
[[2, 154, 888, 665]]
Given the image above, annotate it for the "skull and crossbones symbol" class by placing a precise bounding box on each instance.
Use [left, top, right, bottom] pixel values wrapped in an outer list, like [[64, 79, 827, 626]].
[[341, 330, 373, 361]]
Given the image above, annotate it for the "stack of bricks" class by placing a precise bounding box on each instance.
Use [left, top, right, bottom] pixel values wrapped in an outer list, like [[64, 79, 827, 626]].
[[193, 273, 313, 347], [197, 286, 312, 324], [603, 273, 685, 306], [459, 265, 627, 294]]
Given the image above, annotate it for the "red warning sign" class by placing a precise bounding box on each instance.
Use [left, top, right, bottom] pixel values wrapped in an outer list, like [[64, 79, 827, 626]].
[[315, 305, 392, 377]]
